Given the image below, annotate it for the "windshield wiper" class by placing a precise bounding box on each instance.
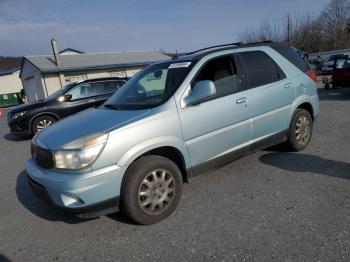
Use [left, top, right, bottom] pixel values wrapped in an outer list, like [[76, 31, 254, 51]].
[[103, 104, 118, 110]]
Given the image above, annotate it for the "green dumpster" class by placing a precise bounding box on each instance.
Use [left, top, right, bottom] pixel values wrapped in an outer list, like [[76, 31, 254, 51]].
[[0, 92, 22, 108]]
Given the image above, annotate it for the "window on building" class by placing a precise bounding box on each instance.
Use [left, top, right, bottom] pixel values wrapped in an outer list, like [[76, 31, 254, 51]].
[[240, 51, 285, 89], [64, 73, 88, 83], [109, 69, 127, 78]]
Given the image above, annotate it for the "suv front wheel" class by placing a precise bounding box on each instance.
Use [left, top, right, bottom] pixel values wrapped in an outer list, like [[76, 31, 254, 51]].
[[287, 108, 313, 151], [121, 155, 183, 225], [32, 115, 56, 135]]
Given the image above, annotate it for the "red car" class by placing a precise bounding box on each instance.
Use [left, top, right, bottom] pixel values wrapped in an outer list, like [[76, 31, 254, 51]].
[[323, 55, 350, 89]]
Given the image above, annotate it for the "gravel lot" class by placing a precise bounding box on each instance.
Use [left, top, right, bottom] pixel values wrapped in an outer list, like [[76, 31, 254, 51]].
[[0, 86, 349, 262]]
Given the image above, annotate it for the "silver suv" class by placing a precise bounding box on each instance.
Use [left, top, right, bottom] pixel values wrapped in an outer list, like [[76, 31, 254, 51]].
[[27, 42, 320, 224]]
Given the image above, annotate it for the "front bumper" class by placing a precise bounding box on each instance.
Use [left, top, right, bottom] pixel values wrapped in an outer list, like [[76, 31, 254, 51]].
[[8, 116, 31, 136], [26, 158, 125, 218]]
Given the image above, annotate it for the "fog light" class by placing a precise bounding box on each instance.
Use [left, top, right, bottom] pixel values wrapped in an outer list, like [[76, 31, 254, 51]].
[[61, 193, 85, 207]]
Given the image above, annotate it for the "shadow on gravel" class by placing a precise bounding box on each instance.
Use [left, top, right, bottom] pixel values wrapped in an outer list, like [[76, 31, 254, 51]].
[[260, 152, 350, 180], [0, 254, 12, 262], [15, 170, 133, 225], [3, 133, 31, 141], [317, 87, 350, 101]]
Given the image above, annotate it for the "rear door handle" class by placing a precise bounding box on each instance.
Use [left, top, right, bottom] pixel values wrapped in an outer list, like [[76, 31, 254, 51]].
[[284, 83, 293, 88], [88, 99, 95, 103], [236, 97, 248, 104]]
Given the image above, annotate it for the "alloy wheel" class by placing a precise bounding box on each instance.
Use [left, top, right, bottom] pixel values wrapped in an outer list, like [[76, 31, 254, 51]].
[[295, 115, 310, 145], [36, 119, 52, 131], [138, 169, 176, 215]]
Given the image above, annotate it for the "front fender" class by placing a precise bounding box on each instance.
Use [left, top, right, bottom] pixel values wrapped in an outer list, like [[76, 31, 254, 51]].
[[117, 136, 191, 169]]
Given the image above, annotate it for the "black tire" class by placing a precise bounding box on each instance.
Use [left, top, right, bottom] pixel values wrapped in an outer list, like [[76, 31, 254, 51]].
[[121, 155, 183, 225], [286, 108, 313, 151], [31, 115, 56, 135]]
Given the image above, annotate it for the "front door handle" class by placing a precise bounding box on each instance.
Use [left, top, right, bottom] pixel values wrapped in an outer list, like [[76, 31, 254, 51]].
[[284, 83, 293, 88], [236, 97, 248, 104], [88, 99, 95, 103]]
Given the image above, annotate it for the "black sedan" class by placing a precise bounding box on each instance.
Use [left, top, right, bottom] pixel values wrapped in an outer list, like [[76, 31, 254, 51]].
[[8, 77, 127, 136]]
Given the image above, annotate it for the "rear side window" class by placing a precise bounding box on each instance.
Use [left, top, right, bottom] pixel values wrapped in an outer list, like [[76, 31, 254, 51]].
[[272, 45, 310, 72], [92, 80, 123, 95], [240, 51, 285, 89], [192, 55, 240, 98]]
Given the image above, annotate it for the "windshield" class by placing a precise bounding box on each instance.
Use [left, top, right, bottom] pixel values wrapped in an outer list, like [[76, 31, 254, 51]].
[[46, 83, 75, 100], [104, 61, 192, 109]]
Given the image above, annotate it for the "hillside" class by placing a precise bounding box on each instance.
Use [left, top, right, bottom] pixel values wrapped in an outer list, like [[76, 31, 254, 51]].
[[0, 57, 22, 71]]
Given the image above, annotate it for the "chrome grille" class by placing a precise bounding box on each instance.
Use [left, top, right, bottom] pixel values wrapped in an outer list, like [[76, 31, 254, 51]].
[[31, 142, 54, 169]]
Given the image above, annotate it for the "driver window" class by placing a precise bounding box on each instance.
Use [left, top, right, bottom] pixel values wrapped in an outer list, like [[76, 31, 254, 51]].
[[193, 55, 239, 98], [67, 83, 93, 100], [138, 69, 168, 97]]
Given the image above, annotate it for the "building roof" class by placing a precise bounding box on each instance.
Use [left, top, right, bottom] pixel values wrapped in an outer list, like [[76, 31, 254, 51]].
[[59, 48, 84, 54], [0, 68, 20, 76], [22, 51, 171, 75]]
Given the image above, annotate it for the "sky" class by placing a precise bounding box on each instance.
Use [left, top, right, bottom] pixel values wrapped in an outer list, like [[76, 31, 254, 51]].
[[0, 0, 330, 56]]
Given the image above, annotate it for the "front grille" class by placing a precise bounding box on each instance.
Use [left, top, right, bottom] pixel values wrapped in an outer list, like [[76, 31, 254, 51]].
[[31, 142, 54, 169]]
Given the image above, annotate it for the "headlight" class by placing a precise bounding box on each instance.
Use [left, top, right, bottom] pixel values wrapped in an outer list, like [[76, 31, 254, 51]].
[[53, 132, 108, 169], [12, 111, 26, 119]]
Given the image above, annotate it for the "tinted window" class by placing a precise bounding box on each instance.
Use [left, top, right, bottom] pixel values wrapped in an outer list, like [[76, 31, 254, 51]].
[[272, 45, 310, 72], [193, 55, 240, 98], [240, 51, 285, 88], [92, 80, 123, 95], [67, 83, 93, 100]]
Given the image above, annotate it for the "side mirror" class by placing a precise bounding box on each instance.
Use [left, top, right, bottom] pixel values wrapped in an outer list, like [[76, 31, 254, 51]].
[[57, 94, 72, 102], [183, 80, 216, 107]]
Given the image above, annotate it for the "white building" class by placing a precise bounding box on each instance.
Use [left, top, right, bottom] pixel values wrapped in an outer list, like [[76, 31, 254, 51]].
[[20, 39, 170, 103]]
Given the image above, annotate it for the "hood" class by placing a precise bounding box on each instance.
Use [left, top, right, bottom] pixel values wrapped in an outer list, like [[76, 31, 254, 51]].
[[10, 100, 49, 114], [36, 108, 151, 150]]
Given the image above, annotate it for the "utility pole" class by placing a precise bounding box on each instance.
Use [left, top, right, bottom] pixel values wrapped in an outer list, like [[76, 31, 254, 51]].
[[287, 14, 291, 45]]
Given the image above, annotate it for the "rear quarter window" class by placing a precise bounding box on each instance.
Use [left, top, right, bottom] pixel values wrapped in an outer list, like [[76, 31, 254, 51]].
[[240, 51, 286, 89], [272, 45, 310, 72]]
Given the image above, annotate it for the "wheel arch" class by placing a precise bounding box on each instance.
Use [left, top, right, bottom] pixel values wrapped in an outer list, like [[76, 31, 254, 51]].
[[296, 102, 314, 119], [117, 138, 191, 183], [29, 112, 60, 132]]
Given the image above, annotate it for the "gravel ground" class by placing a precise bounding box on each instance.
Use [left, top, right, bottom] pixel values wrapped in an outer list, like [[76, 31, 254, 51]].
[[0, 86, 349, 262]]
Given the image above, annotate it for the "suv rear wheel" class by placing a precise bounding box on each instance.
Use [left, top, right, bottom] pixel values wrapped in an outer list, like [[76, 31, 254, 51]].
[[32, 115, 56, 135], [286, 108, 313, 151], [121, 155, 183, 225]]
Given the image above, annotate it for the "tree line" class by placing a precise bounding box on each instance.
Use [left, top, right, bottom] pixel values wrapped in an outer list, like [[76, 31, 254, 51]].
[[239, 0, 350, 53]]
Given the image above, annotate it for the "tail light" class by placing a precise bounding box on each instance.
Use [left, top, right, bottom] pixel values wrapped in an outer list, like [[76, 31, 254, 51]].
[[306, 69, 317, 82]]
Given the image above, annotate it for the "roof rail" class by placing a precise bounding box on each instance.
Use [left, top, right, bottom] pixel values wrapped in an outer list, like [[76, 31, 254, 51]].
[[171, 40, 275, 60], [183, 42, 243, 56]]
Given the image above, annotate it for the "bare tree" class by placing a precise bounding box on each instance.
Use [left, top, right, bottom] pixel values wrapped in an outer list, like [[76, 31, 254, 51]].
[[238, 0, 350, 52], [239, 20, 282, 43], [320, 0, 350, 49]]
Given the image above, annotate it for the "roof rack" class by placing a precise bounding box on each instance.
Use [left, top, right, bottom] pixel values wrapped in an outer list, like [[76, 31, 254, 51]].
[[183, 42, 243, 56], [172, 40, 275, 60]]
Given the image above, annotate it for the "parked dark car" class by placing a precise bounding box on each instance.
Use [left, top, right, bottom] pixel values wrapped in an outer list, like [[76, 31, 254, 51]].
[[7, 77, 127, 136]]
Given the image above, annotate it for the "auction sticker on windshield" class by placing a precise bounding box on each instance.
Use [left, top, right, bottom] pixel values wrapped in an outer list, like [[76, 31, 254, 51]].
[[168, 62, 192, 69]]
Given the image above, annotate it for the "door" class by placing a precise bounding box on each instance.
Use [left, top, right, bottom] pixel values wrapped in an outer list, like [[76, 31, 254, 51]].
[[58, 82, 95, 117], [178, 55, 251, 167], [239, 51, 295, 141]]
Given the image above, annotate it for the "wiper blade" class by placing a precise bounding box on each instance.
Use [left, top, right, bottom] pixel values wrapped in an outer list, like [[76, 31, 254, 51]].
[[103, 104, 118, 110]]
